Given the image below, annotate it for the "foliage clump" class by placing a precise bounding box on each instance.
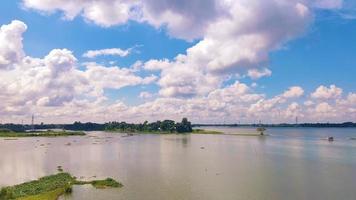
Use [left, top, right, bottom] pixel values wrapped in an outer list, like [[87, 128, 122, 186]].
[[0, 173, 122, 200], [75, 178, 123, 189], [105, 118, 193, 133], [0, 173, 74, 200]]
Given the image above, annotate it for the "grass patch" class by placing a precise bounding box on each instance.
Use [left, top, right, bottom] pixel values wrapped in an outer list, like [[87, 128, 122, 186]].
[[17, 187, 69, 200], [75, 178, 123, 189], [106, 129, 173, 134], [0, 173, 122, 200], [0, 130, 85, 138], [0, 173, 74, 200], [192, 129, 224, 134]]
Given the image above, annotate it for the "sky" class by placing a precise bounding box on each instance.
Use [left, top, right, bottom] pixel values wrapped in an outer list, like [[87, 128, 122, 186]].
[[0, 0, 355, 124]]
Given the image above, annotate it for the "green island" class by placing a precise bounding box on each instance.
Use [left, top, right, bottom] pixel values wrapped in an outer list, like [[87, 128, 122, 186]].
[[0, 129, 85, 138], [0, 173, 122, 200]]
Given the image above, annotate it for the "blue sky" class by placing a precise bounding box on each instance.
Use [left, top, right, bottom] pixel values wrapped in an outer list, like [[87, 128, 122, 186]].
[[1, 1, 194, 105], [0, 0, 355, 123]]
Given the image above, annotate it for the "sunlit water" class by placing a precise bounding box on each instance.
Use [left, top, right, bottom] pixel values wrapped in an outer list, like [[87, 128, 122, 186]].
[[1, 127, 356, 200]]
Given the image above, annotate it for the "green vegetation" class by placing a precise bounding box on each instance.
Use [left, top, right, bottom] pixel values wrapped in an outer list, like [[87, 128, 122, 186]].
[[0, 129, 85, 137], [90, 178, 122, 189], [1, 118, 193, 134], [0, 173, 122, 200], [75, 178, 123, 189], [0, 173, 74, 200], [106, 118, 193, 134], [192, 129, 224, 134]]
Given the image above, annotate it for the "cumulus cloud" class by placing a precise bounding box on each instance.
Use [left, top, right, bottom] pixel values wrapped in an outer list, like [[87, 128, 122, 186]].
[[22, 0, 345, 39], [1, 1, 354, 123], [22, 0, 136, 27], [0, 20, 27, 69], [248, 86, 304, 121], [127, 84, 354, 124], [22, 0, 347, 98], [285, 102, 301, 118], [315, 102, 333, 113], [311, 84, 342, 99], [142, 0, 314, 97], [283, 86, 304, 98], [83, 48, 131, 58], [139, 0, 225, 40], [0, 20, 156, 120], [83, 62, 157, 96]]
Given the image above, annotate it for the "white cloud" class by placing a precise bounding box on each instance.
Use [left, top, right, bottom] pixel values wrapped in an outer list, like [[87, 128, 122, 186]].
[[83, 48, 131, 58], [139, 91, 153, 99], [315, 102, 333, 113], [247, 68, 272, 79], [283, 86, 304, 98], [1, 2, 353, 123], [22, 0, 345, 40], [139, 0, 225, 40], [304, 100, 314, 106], [0, 20, 156, 120], [22, 0, 346, 99], [311, 84, 342, 99], [81, 1, 133, 27], [143, 59, 171, 71], [0, 20, 27, 69], [82, 62, 157, 96], [285, 102, 301, 118], [22, 0, 136, 27], [142, 0, 313, 97]]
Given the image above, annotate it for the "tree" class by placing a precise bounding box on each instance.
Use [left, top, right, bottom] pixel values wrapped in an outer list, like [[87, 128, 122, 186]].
[[160, 120, 176, 132], [176, 118, 192, 133]]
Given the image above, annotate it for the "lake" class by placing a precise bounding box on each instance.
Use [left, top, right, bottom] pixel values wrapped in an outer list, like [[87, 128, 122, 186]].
[[1, 127, 356, 200]]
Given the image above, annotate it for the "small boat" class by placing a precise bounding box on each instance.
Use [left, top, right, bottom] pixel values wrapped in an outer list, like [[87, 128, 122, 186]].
[[328, 137, 334, 142]]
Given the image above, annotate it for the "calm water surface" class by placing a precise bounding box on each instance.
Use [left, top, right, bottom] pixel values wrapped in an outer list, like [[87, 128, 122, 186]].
[[0, 127, 356, 200]]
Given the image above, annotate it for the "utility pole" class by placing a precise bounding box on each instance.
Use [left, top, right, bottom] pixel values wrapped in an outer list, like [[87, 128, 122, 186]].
[[31, 114, 34, 131], [295, 116, 298, 126]]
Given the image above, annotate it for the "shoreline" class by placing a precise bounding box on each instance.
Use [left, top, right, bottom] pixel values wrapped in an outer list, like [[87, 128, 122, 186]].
[[0, 130, 85, 138]]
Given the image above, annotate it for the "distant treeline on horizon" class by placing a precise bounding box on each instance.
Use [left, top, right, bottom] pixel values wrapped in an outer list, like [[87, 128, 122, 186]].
[[0, 118, 193, 133], [0, 121, 355, 132], [194, 122, 356, 128]]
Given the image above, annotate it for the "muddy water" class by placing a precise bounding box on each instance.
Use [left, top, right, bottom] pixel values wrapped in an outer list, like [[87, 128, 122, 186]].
[[1, 128, 355, 200]]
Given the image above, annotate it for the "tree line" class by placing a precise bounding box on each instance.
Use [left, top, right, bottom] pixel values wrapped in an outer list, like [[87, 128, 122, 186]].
[[105, 118, 192, 133], [0, 118, 193, 133]]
